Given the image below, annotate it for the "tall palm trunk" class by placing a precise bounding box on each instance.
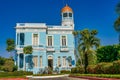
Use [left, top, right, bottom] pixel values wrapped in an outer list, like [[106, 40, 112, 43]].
[[119, 32, 120, 45], [84, 52, 88, 73]]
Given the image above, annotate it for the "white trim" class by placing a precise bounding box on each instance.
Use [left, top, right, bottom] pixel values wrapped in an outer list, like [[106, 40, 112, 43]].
[[62, 56, 66, 67], [46, 35, 54, 47], [32, 33, 39, 46], [16, 29, 46, 33], [40, 56, 42, 68], [60, 35, 68, 46], [16, 33, 17, 45], [48, 31, 72, 34], [33, 56, 38, 68], [57, 56, 61, 67]]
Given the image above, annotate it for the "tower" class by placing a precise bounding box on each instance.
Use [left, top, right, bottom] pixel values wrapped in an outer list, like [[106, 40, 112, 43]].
[[61, 4, 74, 28]]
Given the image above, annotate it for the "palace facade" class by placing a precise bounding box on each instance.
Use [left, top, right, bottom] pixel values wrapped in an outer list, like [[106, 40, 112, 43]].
[[15, 5, 76, 74]]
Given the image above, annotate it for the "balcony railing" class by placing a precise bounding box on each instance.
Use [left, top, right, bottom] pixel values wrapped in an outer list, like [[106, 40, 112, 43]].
[[46, 46, 55, 52], [16, 45, 44, 50], [60, 46, 69, 52]]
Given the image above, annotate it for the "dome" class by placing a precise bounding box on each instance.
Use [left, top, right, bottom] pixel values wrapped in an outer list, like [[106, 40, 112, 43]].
[[61, 4, 73, 13]]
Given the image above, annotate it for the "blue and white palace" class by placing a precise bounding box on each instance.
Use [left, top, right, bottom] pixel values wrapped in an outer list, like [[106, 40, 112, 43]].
[[15, 5, 76, 74]]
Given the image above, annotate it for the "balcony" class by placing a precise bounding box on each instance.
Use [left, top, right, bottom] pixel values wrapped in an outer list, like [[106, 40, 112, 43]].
[[60, 46, 69, 52], [16, 45, 44, 50], [46, 46, 55, 52]]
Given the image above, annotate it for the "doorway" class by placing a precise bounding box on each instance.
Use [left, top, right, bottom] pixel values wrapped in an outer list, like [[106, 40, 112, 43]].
[[48, 56, 53, 69]]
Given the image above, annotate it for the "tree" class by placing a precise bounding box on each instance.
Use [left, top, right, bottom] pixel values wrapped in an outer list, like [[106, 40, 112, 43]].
[[97, 45, 120, 62], [114, 2, 120, 44], [23, 46, 33, 70], [6, 39, 15, 56], [78, 29, 100, 73], [73, 31, 83, 66], [2, 59, 14, 72], [114, 17, 120, 44]]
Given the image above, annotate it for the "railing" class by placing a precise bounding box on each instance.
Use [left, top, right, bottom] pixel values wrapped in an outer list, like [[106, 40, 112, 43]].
[[16, 45, 44, 49], [60, 46, 69, 51], [17, 23, 46, 27], [46, 46, 55, 51]]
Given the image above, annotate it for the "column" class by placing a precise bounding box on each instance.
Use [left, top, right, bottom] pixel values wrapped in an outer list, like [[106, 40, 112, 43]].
[[16, 33, 17, 45], [18, 33, 20, 45], [17, 54, 20, 71], [38, 55, 40, 68], [23, 54, 25, 71]]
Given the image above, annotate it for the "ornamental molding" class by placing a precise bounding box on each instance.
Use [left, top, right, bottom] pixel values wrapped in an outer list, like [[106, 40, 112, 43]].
[[48, 31, 73, 34], [16, 29, 46, 32], [48, 28, 74, 31]]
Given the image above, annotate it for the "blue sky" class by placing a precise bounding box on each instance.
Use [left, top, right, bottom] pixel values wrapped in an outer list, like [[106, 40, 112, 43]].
[[0, 0, 119, 57]]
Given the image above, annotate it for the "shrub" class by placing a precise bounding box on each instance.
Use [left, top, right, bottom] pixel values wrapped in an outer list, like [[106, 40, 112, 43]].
[[1, 60, 14, 72], [88, 51, 97, 65], [94, 62, 113, 74], [60, 70, 71, 74], [0, 71, 33, 77], [71, 66, 84, 74], [113, 60, 120, 74], [86, 65, 96, 74], [13, 65, 17, 72]]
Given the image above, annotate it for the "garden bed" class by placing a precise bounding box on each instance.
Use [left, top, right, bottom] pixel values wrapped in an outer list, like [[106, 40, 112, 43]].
[[69, 74, 120, 80]]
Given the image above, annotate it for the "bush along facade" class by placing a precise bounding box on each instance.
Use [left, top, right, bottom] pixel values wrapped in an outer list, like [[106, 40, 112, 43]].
[[71, 66, 85, 74], [60, 70, 71, 74]]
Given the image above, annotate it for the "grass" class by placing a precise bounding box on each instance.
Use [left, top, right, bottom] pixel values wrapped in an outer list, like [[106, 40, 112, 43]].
[[69, 74, 120, 79], [0, 75, 26, 78]]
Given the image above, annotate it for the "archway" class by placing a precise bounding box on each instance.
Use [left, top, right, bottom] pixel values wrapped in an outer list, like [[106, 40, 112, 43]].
[[48, 56, 53, 70]]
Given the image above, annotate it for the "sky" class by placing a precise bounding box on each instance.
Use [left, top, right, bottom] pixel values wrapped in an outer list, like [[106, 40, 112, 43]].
[[0, 0, 119, 58]]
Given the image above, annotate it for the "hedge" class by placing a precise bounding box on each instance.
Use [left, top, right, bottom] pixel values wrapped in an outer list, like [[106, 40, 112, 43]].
[[86, 65, 96, 74], [113, 60, 120, 74], [0, 71, 33, 77], [60, 70, 71, 74], [71, 66, 84, 74], [86, 60, 120, 74], [94, 62, 113, 74]]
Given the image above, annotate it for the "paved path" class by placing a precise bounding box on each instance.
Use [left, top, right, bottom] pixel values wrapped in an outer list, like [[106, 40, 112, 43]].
[[29, 77, 88, 80]]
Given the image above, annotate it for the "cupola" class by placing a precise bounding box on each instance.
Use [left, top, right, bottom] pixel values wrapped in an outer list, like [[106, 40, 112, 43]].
[[61, 4, 74, 28]]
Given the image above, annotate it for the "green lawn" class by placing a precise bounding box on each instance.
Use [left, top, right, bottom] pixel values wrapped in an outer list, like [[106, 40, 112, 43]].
[[69, 74, 120, 79], [0, 76, 26, 78]]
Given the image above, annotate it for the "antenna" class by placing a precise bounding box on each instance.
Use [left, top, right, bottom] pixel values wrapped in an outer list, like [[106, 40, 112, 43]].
[[62, 0, 69, 6]]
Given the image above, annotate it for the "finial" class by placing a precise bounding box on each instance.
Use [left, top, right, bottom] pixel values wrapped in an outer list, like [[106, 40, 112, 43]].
[[66, 4, 68, 6]]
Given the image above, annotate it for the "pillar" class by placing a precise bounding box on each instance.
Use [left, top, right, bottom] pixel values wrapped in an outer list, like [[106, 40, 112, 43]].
[[23, 54, 25, 71], [38, 55, 40, 68], [17, 54, 20, 71]]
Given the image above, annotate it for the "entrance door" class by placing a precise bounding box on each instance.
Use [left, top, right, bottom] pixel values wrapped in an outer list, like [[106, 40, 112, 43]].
[[48, 56, 53, 69]]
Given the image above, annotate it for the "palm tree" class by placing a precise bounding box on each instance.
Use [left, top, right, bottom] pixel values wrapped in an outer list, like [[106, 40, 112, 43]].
[[6, 39, 15, 57], [78, 29, 100, 73], [114, 17, 120, 44], [73, 31, 83, 66], [114, 2, 120, 44], [23, 46, 33, 71]]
